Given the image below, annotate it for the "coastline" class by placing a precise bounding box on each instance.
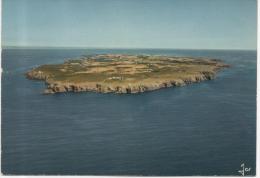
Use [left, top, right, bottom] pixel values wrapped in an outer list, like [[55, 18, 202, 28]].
[[25, 54, 229, 94]]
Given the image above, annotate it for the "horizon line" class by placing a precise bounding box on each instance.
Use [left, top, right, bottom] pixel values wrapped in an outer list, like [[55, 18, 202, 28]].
[[1, 45, 257, 51]]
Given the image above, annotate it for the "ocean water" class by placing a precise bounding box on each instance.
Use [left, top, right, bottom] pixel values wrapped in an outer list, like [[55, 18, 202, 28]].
[[1, 48, 256, 175]]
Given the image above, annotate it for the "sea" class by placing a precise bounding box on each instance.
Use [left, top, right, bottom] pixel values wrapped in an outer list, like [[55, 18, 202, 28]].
[[1, 48, 256, 175]]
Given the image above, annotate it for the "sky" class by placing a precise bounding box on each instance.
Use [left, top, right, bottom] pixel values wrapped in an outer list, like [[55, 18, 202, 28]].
[[2, 0, 257, 49]]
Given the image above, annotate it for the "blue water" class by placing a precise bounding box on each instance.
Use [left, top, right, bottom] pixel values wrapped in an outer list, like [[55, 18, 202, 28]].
[[1, 49, 256, 175]]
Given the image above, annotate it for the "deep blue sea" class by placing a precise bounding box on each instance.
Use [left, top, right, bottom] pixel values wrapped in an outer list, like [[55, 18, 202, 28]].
[[1, 48, 256, 175]]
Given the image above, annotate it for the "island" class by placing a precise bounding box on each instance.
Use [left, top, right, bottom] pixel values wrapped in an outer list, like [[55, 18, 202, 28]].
[[26, 54, 229, 94]]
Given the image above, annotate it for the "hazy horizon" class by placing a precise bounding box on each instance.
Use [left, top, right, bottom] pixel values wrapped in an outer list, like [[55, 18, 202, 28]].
[[2, 45, 257, 51], [2, 0, 257, 50]]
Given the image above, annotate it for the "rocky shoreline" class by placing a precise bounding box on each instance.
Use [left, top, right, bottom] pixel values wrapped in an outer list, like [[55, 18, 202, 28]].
[[26, 70, 219, 94], [25, 54, 229, 94]]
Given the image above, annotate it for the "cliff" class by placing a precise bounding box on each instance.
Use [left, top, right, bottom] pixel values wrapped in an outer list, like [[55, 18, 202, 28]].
[[25, 54, 229, 94]]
